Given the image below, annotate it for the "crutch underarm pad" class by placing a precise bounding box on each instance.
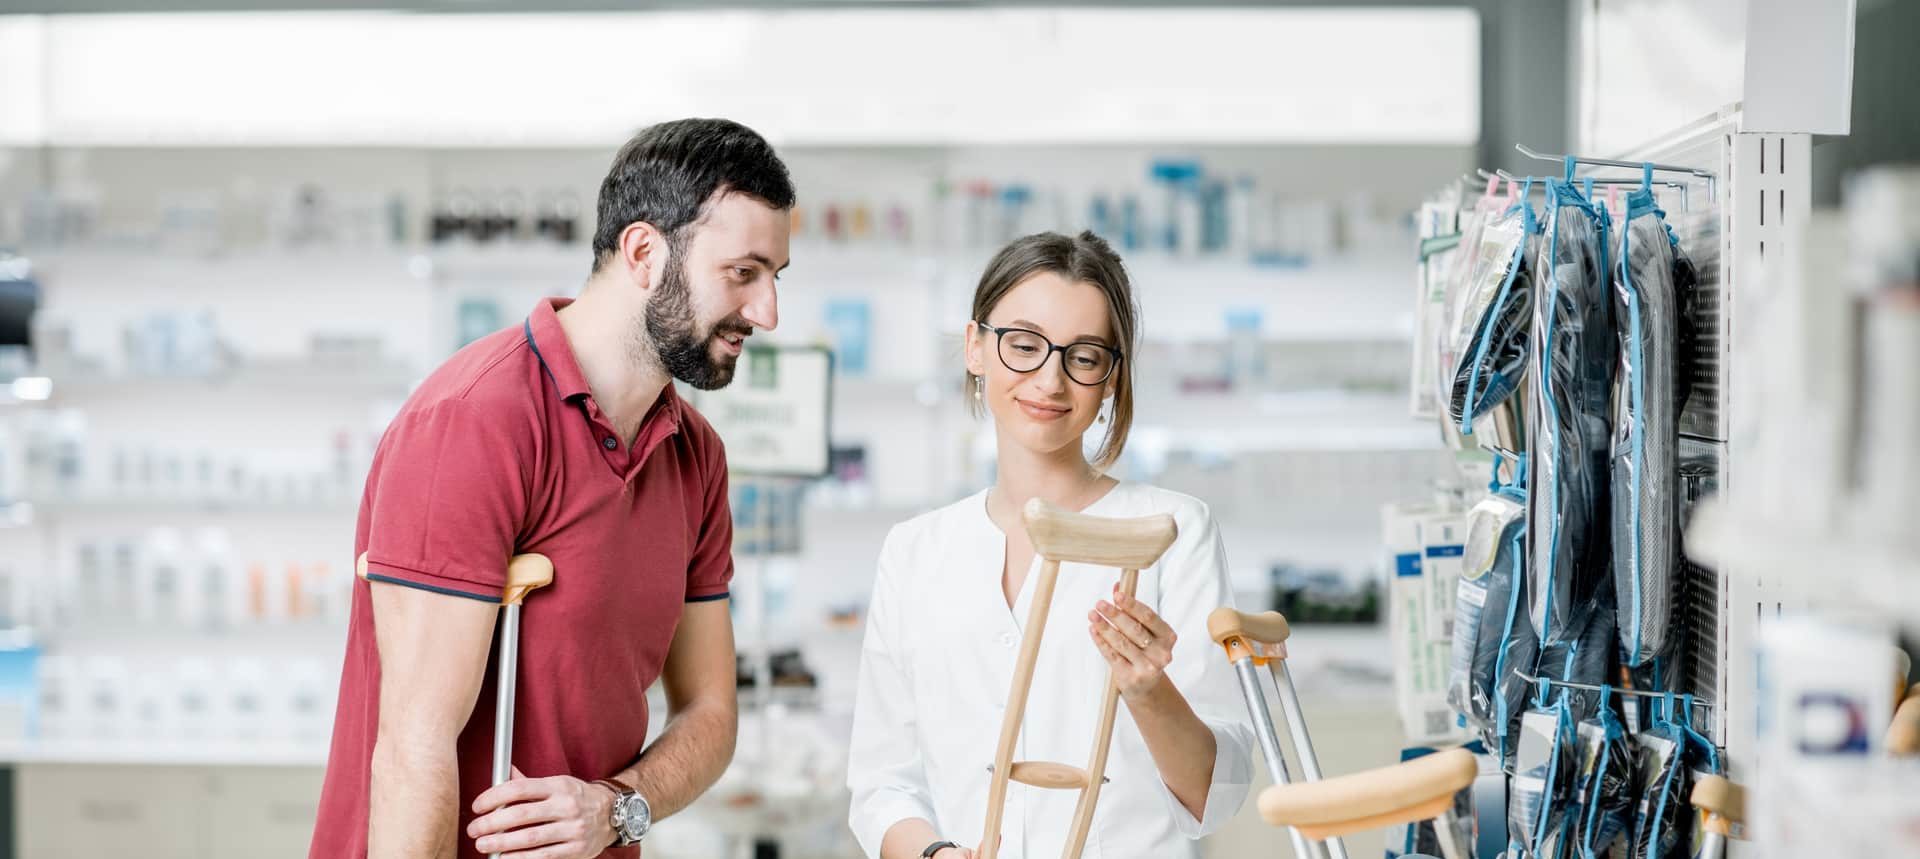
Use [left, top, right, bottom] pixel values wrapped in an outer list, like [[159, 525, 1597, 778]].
[[1256, 748, 1476, 830], [1022, 498, 1177, 569], [354, 552, 553, 606], [1207, 608, 1291, 647], [1689, 775, 1746, 835]]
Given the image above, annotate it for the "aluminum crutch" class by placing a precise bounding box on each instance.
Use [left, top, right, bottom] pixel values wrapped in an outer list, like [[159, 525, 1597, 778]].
[[1688, 775, 1746, 859], [1257, 748, 1477, 859], [1206, 608, 1346, 859], [978, 498, 1178, 859], [359, 552, 555, 859]]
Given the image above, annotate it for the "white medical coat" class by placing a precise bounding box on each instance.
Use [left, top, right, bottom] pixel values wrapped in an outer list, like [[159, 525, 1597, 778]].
[[847, 482, 1255, 859]]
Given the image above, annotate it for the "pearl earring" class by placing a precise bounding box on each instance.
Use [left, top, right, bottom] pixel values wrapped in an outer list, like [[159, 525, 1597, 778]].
[[974, 376, 984, 401]]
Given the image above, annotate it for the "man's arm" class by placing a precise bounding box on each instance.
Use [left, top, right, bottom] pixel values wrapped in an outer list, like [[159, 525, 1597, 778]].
[[468, 599, 737, 857], [368, 580, 498, 859], [613, 597, 739, 817]]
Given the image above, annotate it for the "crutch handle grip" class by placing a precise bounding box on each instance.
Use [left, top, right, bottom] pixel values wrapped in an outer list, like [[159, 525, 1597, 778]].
[[1257, 748, 1476, 835], [1889, 687, 1920, 757], [1207, 608, 1291, 647], [1022, 498, 1177, 569], [502, 554, 555, 605], [1689, 775, 1745, 835], [355, 552, 554, 605]]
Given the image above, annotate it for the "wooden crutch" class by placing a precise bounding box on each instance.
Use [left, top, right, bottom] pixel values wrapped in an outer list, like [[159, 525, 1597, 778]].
[[1207, 609, 1346, 859], [977, 498, 1178, 859], [1688, 775, 1746, 859], [358, 553, 555, 859], [1256, 748, 1478, 859], [1888, 685, 1920, 757]]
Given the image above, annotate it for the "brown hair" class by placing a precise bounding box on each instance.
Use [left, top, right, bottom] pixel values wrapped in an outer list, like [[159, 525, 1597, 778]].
[[968, 231, 1139, 470]]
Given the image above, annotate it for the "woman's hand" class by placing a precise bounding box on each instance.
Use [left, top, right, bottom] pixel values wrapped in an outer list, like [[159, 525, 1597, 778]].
[[1088, 585, 1178, 702]]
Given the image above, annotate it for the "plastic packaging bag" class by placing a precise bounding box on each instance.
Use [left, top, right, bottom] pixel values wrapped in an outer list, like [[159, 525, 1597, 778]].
[[1448, 198, 1538, 433], [1437, 186, 1516, 409], [1629, 696, 1718, 859], [1509, 702, 1578, 856], [1611, 186, 1683, 667], [1569, 692, 1636, 858], [1527, 178, 1617, 643], [1535, 600, 1617, 724], [1449, 488, 1527, 736]]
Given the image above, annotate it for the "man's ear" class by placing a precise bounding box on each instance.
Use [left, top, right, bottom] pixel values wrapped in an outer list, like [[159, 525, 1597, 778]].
[[615, 221, 668, 292]]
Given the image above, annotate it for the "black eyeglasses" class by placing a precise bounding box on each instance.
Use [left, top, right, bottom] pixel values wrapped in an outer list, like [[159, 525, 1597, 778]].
[[976, 322, 1122, 386]]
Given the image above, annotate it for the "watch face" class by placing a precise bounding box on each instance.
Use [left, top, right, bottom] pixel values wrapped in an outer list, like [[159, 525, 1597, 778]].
[[622, 794, 652, 838]]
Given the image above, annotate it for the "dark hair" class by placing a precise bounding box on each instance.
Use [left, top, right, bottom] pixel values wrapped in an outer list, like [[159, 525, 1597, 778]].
[[969, 231, 1140, 470], [592, 118, 795, 271]]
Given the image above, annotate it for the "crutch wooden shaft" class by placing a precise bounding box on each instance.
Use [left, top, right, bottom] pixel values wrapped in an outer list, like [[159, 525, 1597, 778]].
[[1060, 568, 1136, 859], [979, 558, 1064, 859]]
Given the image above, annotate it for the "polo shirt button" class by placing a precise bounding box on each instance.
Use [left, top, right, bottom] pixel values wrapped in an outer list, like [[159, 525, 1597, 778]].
[[602, 437, 618, 450]]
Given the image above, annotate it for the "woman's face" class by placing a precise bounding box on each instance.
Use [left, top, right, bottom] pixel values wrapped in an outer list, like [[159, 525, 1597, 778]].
[[966, 271, 1117, 460]]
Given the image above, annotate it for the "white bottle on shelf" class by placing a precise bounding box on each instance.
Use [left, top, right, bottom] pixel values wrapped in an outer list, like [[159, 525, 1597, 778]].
[[189, 527, 235, 632], [139, 527, 186, 628], [174, 657, 219, 744]]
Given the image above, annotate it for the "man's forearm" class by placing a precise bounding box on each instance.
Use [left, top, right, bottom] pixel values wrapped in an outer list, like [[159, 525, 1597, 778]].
[[369, 736, 461, 859], [608, 699, 737, 820]]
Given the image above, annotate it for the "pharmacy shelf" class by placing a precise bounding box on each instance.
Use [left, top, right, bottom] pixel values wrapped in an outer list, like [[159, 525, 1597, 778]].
[[21, 495, 357, 518], [38, 362, 419, 401], [0, 739, 328, 768]]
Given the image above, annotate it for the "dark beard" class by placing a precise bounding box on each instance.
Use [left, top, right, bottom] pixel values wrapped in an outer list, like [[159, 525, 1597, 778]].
[[641, 248, 748, 391]]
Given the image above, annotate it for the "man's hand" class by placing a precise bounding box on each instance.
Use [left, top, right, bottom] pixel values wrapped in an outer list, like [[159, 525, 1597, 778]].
[[468, 766, 616, 859]]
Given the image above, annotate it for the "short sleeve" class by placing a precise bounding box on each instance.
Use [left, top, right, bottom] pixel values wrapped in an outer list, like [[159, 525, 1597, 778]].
[[1152, 498, 1257, 838], [684, 435, 734, 602], [360, 399, 529, 603]]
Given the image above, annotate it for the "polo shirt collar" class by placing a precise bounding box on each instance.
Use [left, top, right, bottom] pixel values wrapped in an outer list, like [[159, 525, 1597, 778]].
[[523, 298, 685, 464], [525, 298, 593, 401]]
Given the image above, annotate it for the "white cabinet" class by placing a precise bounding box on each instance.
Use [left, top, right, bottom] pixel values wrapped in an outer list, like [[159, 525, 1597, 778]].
[[14, 763, 324, 857], [17, 765, 206, 859]]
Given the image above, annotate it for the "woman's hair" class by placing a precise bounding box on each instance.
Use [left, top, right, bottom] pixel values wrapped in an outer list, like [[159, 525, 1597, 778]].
[[968, 230, 1139, 470]]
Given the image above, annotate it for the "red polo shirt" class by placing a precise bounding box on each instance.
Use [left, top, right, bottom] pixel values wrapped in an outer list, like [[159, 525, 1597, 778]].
[[312, 298, 733, 859]]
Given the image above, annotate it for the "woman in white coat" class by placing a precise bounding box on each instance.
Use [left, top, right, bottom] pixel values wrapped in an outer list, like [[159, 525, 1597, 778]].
[[847, 231, 1255, 859]]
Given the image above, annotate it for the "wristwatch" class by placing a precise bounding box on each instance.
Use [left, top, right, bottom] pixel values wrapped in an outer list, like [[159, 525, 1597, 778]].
[[920, 840, 959, 858], [594, 779, 652, 847]]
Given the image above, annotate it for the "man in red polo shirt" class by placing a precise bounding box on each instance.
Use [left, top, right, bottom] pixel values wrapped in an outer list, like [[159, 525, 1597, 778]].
[[311, 118, 794, 859]]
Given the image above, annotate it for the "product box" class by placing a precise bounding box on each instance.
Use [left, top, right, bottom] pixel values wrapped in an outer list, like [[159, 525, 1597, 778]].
[[1385, 502, 1472, 744]]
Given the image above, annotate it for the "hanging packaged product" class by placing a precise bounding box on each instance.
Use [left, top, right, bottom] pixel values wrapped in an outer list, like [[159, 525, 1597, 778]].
[[1447, 186, 1539, 442], [1436, 180, 1517, 411], [1568, 690, 1636, 858], [1610, 174, 1689, 667], [1628, 696, 1718, 859], [1527, 174, 1618, 644], [1447, 484, 1532, 755], [1534, 599, 1617, 724], [1508, 697, 1579, 857]]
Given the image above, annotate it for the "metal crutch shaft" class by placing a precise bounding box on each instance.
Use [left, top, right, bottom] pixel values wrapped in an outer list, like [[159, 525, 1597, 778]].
[[1231, 657, 1324, 859], [492, 602, 523, 787], [489, 555, 555, 859], [1432, 809, 1468, 859], [1269, 660, 1349, 859]]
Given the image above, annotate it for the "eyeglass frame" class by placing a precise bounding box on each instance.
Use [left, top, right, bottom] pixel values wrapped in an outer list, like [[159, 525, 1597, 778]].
[[973, 321, 1124, 387]]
